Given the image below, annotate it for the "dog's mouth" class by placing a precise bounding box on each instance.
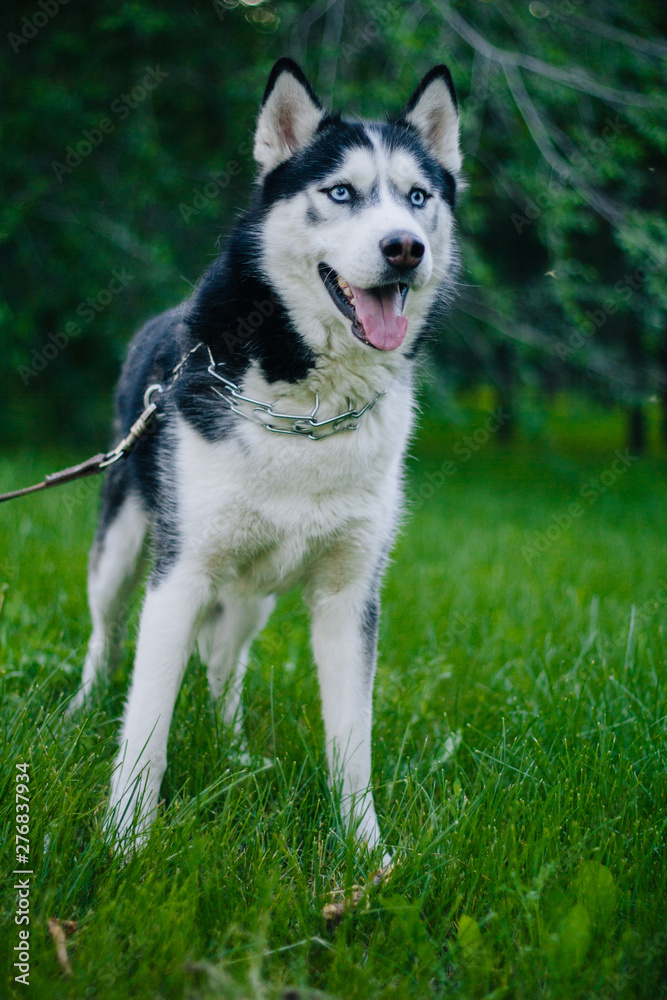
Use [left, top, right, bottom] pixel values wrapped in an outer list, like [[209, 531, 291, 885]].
[[318, 263, 409, 352]]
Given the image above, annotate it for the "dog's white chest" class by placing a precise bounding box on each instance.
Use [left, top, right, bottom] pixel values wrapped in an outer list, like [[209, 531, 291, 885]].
[[174, 391, 410, 592]]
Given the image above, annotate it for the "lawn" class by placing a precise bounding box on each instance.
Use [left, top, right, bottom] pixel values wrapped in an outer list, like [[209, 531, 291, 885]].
[[1, 395, 666, 999]]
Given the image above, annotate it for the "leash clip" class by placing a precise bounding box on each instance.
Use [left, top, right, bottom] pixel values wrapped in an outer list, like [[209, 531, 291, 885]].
[[99, 386, 163, 468], [143, 383, 163, 409]]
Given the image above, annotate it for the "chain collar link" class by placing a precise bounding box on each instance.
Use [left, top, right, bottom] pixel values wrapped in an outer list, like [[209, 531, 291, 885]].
[[203, 345, 385, 440]]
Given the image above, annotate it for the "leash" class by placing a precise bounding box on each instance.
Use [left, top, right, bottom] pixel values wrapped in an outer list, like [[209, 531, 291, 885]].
[[0, 382, 164, 504], [0, 337, 203, 505], [0, 341, 385, 504]]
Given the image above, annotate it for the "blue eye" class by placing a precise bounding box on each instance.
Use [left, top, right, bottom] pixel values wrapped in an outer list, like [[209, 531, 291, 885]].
[[329, 185, 351, 202], [410, 188, 428, 207]]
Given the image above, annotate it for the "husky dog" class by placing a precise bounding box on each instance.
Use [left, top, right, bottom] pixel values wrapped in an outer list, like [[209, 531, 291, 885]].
[[73, 58, 462, 856]]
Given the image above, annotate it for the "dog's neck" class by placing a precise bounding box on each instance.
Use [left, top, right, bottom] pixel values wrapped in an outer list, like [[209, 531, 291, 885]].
[[187, 245, 415, 415]]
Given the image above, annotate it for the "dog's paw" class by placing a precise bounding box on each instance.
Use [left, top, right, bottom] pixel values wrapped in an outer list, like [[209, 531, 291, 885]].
[[102, 806, 153, 860], [322, 862, 394, 924]]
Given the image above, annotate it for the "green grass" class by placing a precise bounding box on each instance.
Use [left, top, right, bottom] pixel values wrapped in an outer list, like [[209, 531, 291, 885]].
[[1, 396, 666, 999]]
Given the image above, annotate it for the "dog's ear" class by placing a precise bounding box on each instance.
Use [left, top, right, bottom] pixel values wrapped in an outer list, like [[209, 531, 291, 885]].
[[401, 65, 462, 175], [254, 58, 323, 172]]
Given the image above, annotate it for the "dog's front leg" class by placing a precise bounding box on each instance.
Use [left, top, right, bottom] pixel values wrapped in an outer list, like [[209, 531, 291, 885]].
[[105, 563, 210, 847], [308, 574, 388, 863]]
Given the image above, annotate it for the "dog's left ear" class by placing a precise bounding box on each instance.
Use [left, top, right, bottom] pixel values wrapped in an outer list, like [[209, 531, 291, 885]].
[[401, 65, 462, 175], [254, 58, 323, 173]]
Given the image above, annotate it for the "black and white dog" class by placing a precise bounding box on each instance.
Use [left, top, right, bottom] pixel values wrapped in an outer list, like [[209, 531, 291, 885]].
[[72, 58, 462, 856]]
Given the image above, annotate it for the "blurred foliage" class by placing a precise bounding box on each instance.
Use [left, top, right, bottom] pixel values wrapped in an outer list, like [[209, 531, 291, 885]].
[[1, 0, 667, 448]]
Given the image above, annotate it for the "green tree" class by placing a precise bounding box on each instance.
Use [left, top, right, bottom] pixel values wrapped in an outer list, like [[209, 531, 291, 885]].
[[2, 0, 666, 449]]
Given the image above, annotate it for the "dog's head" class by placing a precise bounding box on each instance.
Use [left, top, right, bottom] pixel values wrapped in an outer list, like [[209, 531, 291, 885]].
[[253, 58, 462, 360]]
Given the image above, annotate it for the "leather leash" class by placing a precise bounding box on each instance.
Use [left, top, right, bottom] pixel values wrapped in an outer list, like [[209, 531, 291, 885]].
[[0, 452, 112, 503], [0, 385, 163, 504], [0, 339, 207, 505]]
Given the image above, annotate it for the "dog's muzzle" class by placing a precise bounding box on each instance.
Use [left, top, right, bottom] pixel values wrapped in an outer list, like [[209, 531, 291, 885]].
[[318, 263, 411, 352]]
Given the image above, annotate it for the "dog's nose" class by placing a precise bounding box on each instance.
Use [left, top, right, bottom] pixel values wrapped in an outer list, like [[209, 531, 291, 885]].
[[380, 232, 425, 272]]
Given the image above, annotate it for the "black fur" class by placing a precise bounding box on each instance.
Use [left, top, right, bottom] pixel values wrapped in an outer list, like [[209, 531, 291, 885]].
[[261, 118, 373, 207], [360, 591, 380, 677], [383, 123, 457, 210], [402, 63, 458, 115], [96, 59, 459, 576], [261, 56, 323, 111], [187, 227, 316, 386], [262, 116, 455, 211]]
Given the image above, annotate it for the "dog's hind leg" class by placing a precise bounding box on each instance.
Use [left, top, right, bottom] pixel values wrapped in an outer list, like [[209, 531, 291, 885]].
[[69, 492, 147, 712], [197, 591, 275, 737]]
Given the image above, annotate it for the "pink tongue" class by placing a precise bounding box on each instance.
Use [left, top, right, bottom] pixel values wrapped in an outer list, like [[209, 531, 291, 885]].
[[349, 283, 408, 351]]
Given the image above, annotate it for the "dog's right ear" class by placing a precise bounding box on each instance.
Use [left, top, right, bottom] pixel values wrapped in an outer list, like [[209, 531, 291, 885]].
[[254, 58, 323, 173]]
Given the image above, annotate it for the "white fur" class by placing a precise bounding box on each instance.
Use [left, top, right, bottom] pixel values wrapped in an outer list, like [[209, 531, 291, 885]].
[[104, 388, 410, 853], [90, 78, 461, 861], [405, 75, 462, 175], [69, 494, 146, 712], [254, 70, 322, 173], [258, 141, 455, 366], [197, 592, 275, 730]]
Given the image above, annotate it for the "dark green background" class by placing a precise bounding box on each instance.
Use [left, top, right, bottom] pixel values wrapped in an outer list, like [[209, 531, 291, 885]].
[[2, 0, 666, 449]]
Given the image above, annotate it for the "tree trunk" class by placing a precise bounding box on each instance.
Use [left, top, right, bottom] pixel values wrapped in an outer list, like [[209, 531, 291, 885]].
[[494, 341, 514, 442], [628, 405, 645, 455], [624, 324, 645, 454], [658, 335, 667, 448]]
